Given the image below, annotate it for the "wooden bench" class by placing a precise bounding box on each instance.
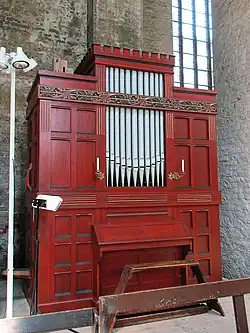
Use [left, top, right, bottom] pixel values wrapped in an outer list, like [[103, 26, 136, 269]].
[[98, 278, 250, 333], [97, 259, 224, 332]]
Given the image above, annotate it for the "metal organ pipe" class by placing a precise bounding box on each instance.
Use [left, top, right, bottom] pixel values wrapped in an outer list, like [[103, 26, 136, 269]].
[[106, 67, 165, 187]]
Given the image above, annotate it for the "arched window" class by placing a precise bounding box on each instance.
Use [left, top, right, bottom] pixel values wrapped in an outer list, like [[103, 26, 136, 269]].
[[172, 0, 214, 90]]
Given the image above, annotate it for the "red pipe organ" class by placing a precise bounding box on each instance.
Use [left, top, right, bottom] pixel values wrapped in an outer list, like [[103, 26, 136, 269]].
[[26, 44, 222, 313]]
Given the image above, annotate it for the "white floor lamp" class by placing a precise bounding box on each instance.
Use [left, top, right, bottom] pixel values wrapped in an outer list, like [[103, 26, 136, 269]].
[[0, 46, 37, 319]]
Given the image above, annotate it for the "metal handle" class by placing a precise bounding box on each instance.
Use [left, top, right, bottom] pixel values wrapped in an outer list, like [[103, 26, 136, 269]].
[[25, 162, 32, 192]]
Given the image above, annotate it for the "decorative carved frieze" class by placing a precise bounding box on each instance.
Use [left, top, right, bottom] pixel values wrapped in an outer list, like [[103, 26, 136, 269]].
[[39, 85, 217, 113]]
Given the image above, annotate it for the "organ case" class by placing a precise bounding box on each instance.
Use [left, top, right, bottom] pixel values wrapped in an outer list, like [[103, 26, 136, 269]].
[[26, 44, 222, 313]]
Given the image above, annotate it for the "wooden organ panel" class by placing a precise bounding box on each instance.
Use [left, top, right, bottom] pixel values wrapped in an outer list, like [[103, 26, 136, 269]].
[[26, 44, 222, 313]]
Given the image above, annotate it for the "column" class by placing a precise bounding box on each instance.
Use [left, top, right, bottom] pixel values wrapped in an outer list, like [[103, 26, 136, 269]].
[[213, 0, 250, 278]]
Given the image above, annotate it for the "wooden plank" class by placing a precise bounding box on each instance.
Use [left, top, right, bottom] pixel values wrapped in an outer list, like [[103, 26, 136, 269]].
[[233, 295, 249, 333], [131, 259, 198, 272], [1, 269, 31, 279], [0, 308, 93, 333]]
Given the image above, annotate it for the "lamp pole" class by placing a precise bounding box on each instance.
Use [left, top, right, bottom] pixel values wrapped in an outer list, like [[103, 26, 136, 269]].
[[0, 46, 37, 319], [6, 63, 16, 319]]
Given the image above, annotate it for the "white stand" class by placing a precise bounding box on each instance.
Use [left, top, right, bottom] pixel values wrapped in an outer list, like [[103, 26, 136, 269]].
[[6, 65, 16, 319]]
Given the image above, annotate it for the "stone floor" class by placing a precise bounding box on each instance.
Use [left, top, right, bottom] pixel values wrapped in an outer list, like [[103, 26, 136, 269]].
[[0, 279, 30, 319], [0, 279, 249, 332]]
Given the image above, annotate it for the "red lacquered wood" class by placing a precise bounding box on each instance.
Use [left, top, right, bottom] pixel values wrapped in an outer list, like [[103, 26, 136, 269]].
[[26, 43, 222, 313], [173, 86, 217, 102], [75, 44, 175, 75]]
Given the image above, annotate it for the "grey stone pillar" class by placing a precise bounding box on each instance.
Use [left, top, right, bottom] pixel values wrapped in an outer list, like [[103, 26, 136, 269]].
[[143, 0, 173, 54], [213, 0, 250, 278], [87, 0, 173, 53], [87, 0, 143, 49]]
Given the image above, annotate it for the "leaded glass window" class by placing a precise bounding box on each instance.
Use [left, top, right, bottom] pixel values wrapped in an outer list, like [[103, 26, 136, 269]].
[[172, 0, 214, 89]]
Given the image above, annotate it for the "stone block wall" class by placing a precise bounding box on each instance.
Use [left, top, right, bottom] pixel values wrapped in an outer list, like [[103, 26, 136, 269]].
[[213, 0, 250, 278], [0, 0, 87, 269]]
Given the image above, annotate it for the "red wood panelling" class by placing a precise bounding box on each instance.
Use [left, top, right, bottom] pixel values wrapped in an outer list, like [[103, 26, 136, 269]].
[[36, 209, 96, 309], [100, 247, 183, 296]]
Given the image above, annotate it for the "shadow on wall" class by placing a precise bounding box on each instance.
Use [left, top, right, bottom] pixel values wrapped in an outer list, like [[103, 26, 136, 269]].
[[0, 213, 26, 271]]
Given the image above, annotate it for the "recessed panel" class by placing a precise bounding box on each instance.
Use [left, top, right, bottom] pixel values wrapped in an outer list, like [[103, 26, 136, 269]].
[[196, 235, 210, 254], [194, 146, 210, 188], [174, 117, 190, 139], [77, 110, 96, 134], [101, 251, 139, 288], [55, 244, 71, 267], [51, 139, 71, 188], [139, 247, 180, 263], [33, 143, 38, 188], [193, 119, 208, 139], [197, 211, 209, 230], [55, 273, 71, 297], [51, 108, 71, 133], [199, 259, 211, 277], [55, 215, 71, 238], [76, 243, 92, 265], [107, 211, 169, 225], [76, 141, 96, 187], [180, 210, 193, 229], [76, 271, 92, 295], [76, 214, 92, 237]]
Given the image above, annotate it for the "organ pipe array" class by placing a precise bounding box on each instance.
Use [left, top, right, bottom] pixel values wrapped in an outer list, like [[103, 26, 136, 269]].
[[106, 67, 165, 187]]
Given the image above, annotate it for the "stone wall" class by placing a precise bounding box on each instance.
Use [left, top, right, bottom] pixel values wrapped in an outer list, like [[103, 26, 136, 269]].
[[0, 0, 87, 269], [213, 0, 250, 278]]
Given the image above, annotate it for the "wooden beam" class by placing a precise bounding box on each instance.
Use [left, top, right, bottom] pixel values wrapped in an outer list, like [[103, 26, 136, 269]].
[[0, 308, 93, 333], [1, 269, 31, 279], [233, 295, 249, 333], [99, 278, 250, 316]]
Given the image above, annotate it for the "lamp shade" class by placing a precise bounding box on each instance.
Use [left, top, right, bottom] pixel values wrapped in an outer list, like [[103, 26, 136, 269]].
[[0, 47, 9, 70], [12, 47, 29, 69], [12, 55, 29, 69], [23, 58, 38, 72]]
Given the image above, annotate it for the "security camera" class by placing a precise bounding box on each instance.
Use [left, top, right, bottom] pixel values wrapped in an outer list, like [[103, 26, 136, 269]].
[[32, 194, 63, 212]]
